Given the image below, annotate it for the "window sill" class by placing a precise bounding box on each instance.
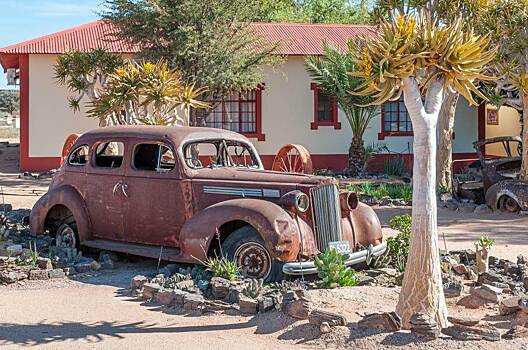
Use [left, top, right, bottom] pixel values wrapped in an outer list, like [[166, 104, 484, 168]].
[[378, 131, 413, 140], [242, 132, 266, 141], [311, 121, 341, 130]]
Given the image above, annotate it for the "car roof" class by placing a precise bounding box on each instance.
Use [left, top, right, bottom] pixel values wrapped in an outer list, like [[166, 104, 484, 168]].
[[78, 125, 252, 145]]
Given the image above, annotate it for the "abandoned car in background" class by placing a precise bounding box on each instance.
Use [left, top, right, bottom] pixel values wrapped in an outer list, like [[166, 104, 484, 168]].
[[455, 136, 527, 212], [30, 126, 386, 281]]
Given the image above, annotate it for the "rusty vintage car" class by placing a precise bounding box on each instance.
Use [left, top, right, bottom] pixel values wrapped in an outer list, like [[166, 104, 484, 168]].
[[30, 126, 386, 281], [473, 136, 527, 212]]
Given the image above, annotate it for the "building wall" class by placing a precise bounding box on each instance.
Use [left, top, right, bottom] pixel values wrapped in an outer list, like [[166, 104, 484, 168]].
[[28, 54, 98, 157], [485, 106, 522, 156], [25, 54, 480, 171]]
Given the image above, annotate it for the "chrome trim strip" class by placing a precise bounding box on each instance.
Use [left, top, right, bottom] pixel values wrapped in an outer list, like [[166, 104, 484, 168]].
[[203, 186, 280, 198]]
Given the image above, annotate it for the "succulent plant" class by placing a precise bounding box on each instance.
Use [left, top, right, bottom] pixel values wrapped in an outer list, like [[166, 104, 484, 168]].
[[242, 278, 264, 299]]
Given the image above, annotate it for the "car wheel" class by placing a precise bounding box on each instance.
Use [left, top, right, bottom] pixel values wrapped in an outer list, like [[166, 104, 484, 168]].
[[499, 195, 520, 213], [55, 223, 79, 249], [222, 226, 284, 282]]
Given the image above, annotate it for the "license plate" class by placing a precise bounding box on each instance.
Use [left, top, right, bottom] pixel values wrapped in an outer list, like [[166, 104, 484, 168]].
[[328, 240, 351, 254]]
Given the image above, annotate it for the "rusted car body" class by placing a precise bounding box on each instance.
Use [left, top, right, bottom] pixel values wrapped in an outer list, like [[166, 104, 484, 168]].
[[473, 136, 527, 212], [30, 126, 386, 280]]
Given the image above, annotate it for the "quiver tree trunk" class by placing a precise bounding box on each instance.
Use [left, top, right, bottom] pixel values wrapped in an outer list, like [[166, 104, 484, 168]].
[[475, 244, 490, 273], [520, 92, 528, 180], [348, 136, 365, 176], [436, 91, 459, 191], [396, 77, 448, 329]]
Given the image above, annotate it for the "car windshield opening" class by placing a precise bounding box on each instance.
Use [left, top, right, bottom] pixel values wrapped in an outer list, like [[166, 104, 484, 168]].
[[184, 140, 259, 169]]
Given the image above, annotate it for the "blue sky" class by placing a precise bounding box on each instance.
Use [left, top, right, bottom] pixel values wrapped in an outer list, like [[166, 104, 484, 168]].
[[0, 0, 104, 89]]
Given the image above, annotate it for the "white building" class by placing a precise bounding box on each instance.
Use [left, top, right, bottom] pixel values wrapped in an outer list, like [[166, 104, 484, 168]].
[[0, 21, 520, 172]]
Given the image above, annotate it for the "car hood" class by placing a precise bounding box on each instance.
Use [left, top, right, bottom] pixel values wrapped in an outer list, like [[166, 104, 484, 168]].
[[187, 167, 336, 186]]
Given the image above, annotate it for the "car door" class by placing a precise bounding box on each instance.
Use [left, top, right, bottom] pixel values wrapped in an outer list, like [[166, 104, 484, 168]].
[[84, 139, 127, 241], [123, 140, 190, 247]]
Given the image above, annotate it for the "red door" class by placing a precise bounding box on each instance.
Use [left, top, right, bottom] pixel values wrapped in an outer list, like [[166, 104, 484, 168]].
[[123, 142, 191, 247], [83, 140, 127, 241]]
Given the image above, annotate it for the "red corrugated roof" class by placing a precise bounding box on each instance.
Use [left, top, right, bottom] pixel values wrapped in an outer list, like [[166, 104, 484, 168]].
[[0, 20, 372, 56]]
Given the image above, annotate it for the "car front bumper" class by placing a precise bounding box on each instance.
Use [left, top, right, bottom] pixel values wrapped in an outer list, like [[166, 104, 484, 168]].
[[282, 241, 388, 275]]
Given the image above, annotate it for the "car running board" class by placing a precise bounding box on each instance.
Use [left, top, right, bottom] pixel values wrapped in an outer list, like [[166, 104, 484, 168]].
[[82, 239, 181, 261]]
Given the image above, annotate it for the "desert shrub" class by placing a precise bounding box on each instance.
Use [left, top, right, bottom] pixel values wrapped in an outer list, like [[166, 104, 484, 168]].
[[384, 214, 412, 272], [314, 248, 359, 288], [383, 156, 407, 176], [205, 257, 238, 281], [347, 183, 412, 201], [476, 236, 494, 249]]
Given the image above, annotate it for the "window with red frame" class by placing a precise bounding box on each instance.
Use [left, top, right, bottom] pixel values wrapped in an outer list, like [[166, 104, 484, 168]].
[[310, 83, 340, 129], [379, 98, 412, 139], [205, 89, 264, 140]]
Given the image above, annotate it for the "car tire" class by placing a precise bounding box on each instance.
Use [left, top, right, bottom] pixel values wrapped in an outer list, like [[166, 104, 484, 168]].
[[499, 195, 520, 213], [55, 223, 80, 250], [222, 226, 284, 282]]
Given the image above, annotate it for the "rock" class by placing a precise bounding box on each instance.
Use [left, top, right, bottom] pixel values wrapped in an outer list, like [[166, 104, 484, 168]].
[[443, 281, 463, 298], [29, 269, 49, 280], [308, 309, 347, 327], [90, 260, 101, 271], [457, 294, 488, 309], [37, 257, 53, 270], [466, 269, 477, 281], [446, 199, 460, 211], [99, 251, 118, 264], [452, 263, 469, 275], [284, 297, 312, 320], [62, 267, 74, 276], [519, 298, 528, 314], [225, 284, 241, 304], [142, 283, 162, 300], [319, 322, 332, 334], [0, 203, 13, 211], [474, 204, 491, 214], [517, 255, 526, 265], [0, 271, 28, 284], [173, 289, 188, 307], [410, 313, 440, 340], [239, 295, 258, 314], [74, 262, 92, 273], [183, 293, 205, 310], [499, 296, 522, 316], [155, 289, 175, 305], [131, 275, 148, 290], [357, 275, 376, 286], [478, 271, 504, 285], [471, 284, 502, 303], [6, 244, 22, 256], [459, 202, 477, 213], [258, 296, 275, 313], [358, 312, 401, 332], [503, 326, 528, 339], [48, 268, 65, 279], [210, 277, 231, 300], [175, 279, 195, 291], [442, 324, 501, 341], [447, 316, 480, 326], [523, 276, 528, 290], [203, 300, 235, 312]]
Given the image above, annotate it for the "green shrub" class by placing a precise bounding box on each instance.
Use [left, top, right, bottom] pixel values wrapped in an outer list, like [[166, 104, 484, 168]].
[[476, 236, 494, 249], [347, 183, 412, 201], [314, 249, 359, 288], [205, 257, 238, 281], [385, 214, 412, 272]]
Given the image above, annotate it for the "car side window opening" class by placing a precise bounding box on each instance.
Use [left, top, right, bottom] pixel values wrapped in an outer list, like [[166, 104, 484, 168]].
[[133, 143, 175, 171], [184, 140, 259, 169], [68, 145, 89, 166], [94, 141, 124, 168]]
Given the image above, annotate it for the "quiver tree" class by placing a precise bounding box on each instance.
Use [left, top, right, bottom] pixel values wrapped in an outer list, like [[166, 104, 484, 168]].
[[351, 14, 495, 327], [305, 42, 377, 175]]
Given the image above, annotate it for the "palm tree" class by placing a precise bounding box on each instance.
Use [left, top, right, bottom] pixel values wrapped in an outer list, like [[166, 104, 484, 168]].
[[305, 42, 377, 175]]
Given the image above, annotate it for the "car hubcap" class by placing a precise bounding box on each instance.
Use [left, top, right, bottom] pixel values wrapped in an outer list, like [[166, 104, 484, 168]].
[[57, 224, 76, 248], [503, 197, 519, 213], [234, 242, 271, 280]]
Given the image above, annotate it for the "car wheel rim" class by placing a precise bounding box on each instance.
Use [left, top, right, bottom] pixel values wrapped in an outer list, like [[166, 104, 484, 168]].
[[57, 225, 76, 248], [234, 242, 271, 280], [503, 197, 519, 213]]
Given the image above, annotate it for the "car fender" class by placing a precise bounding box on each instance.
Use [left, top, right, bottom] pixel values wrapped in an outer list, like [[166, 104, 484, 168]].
[[30, 185, 92, 241], [486, 180, 528, 210], [179, 198, 312, 263], [341, 202, 383, 248]]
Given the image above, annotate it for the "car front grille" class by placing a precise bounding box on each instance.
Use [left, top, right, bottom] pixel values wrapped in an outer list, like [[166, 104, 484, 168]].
[[310, 184, 343, 252]]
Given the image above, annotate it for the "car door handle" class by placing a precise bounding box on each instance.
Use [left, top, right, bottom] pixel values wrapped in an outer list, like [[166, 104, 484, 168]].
[[121, 183, 128, 198], [113, 182, 122, 195]]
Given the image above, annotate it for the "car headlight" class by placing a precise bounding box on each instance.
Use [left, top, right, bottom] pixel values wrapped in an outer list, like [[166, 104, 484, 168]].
[[279, 190, 309, 213], [295, 192, 310, 213], [340, 191, 358, 211]]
